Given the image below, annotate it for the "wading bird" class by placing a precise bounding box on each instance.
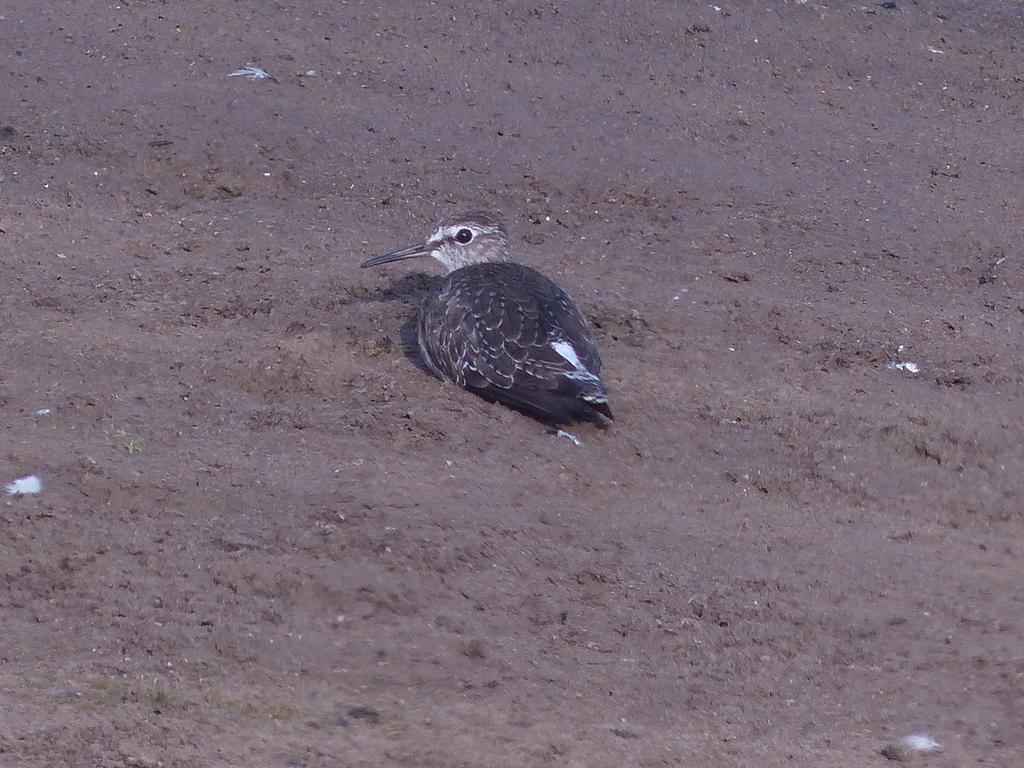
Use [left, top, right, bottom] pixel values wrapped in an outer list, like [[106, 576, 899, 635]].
[[361, 212, 612, 424]]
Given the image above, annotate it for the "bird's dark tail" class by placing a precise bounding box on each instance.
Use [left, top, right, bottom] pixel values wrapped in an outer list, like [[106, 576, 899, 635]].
[[582, 394, 613, 420], [576, 376, 612, 421], [471, 377, 612, 424]]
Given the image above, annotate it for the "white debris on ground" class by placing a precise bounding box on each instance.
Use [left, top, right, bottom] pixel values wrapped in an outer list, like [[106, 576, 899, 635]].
[[555, 429, 582, 446], [35, 408, 51, 416], [900, 734, 941, 753], [227, 64, 274, 81], [881, 733, 942, 762], [5, 475, 42, 496], [887, 361, 920, 374]]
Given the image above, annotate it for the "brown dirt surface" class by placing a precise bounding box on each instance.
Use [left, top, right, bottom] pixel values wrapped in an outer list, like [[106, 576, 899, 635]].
[[2, 2, 1022, 766]]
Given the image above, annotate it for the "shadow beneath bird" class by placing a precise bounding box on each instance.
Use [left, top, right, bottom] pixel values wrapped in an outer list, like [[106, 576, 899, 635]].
[[365, 273, 441, 375], [331, 272, 440, 310], [372, 272, 441, 309], [398, 313, 433, 375]]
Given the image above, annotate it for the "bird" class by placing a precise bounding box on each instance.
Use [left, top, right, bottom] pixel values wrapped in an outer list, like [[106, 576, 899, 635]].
[[360, 211, 612, 424]]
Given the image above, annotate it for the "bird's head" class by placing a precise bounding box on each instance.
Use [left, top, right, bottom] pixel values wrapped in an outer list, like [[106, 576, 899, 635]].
[[361, 211, 511, 274]]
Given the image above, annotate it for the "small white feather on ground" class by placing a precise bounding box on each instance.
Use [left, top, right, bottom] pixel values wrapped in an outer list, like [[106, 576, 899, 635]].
[[555, 430, 582, 446], [881, 733, 942, 762], [227, 65, 274, 80], [5, 475, 42, 496], [900, 734, 941, 753], [887, 361, 920, 374]]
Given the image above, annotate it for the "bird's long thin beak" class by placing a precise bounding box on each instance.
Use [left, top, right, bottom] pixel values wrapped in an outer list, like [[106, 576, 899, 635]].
[[360, 243, 432, 268]]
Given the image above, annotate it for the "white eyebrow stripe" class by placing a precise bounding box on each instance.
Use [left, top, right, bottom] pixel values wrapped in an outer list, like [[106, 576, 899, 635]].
[[428, 225, 460, 243], [433, 223, 498, 242]]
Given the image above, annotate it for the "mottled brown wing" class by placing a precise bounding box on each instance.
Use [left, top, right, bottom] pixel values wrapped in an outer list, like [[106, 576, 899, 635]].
[[418, 269, 537, 389], [418, 263, 610, 422]]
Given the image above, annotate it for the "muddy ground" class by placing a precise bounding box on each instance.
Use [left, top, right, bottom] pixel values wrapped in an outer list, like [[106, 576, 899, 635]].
[[2, 1, 1022, 766]]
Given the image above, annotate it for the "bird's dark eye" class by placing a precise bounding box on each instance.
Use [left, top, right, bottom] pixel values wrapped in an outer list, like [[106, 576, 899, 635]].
[[455, 228, 473, 244]]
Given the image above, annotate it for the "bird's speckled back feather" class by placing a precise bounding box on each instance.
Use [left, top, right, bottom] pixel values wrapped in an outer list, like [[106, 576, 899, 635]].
[[417, 262, 610, 423]]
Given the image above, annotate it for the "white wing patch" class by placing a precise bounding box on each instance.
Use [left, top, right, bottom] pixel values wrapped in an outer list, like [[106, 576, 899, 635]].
[[551, 340, 584, 370], [551, 340, 598, 381]]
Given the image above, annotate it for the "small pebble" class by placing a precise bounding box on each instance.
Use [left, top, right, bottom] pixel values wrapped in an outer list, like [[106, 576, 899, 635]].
[[46, 686, 81, 700]]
